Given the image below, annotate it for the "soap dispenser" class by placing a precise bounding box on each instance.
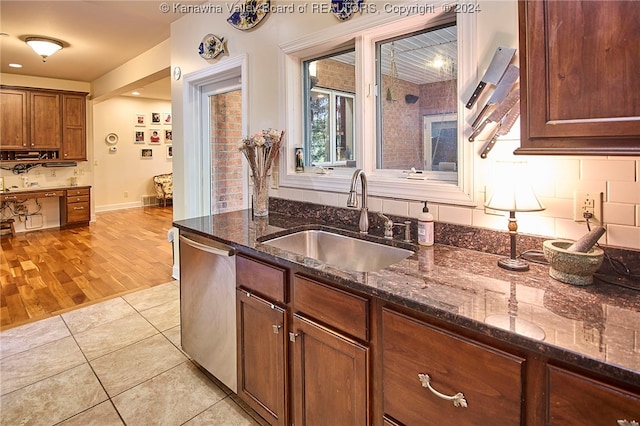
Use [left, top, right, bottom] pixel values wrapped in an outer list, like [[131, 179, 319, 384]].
[[418, 201, 434, 246]]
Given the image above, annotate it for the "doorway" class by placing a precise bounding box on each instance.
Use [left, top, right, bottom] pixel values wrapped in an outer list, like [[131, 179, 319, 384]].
[[204, 84, 243, 214], [181, 55, 248, 219]]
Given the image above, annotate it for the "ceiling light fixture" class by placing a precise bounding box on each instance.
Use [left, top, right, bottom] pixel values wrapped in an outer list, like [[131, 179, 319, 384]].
[[8, 63, 23, 68], [25, 37, 63, 62]]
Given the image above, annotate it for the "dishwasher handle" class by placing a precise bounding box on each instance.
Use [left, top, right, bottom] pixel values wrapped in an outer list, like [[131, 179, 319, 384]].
[[180, 235, 235, 257]]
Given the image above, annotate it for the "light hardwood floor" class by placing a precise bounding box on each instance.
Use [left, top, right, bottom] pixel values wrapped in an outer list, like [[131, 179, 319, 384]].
[[0, 206, 175, 331]]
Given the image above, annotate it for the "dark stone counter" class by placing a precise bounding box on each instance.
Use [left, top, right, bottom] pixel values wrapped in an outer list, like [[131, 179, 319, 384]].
[[174, 205, 640, 388]]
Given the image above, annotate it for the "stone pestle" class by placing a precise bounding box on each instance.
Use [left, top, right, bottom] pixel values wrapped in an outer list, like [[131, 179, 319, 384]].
[[566, 226, 606, 253]]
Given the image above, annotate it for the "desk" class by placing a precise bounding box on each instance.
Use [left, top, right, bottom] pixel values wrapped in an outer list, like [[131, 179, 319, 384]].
[[0, 186, 91, 229]]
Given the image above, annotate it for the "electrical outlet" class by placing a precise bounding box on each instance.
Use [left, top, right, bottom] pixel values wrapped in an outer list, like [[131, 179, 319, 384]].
[[573, 191, 603, 223]]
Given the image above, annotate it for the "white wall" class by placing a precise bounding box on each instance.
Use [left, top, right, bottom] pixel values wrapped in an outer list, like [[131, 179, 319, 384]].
[[93, 96, 172, 211], [166, 0, 637, 251]]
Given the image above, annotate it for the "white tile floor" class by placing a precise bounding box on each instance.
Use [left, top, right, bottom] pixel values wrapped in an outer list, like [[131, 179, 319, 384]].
[[0, 281, 267, 426]]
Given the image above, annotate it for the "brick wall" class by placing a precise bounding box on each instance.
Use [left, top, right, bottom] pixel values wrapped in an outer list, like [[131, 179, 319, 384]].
[[210, 90, 244, 213]]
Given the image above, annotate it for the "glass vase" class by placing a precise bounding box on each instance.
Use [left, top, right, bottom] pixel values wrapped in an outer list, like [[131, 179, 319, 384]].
[[252, 177, 269, 217]]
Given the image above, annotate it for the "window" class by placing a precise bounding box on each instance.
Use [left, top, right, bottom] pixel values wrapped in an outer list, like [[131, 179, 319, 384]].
[[308, 88, 355, 167], [304, 52, 356, 168], [281, 11, 476, 206], [376, 23, 458, 178]]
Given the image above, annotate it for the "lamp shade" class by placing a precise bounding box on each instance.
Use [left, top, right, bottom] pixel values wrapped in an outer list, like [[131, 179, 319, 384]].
[[485, 161, 545, 212], [26, 37, 63, 61]]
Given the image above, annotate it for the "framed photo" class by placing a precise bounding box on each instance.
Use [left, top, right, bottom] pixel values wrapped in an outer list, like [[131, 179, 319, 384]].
[[163, 113, 172, 125], [134, 130, 145, 144], [141, 148, 153, 159], [135, 113, 146, 127], [149, 129, 161, 144], [151, 112, 161, 124], [166, 145, 173, 159], [164, 129, 172, 143]]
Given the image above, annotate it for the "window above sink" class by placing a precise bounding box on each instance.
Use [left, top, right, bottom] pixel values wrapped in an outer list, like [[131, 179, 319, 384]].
[[279, 10, 478, 206]]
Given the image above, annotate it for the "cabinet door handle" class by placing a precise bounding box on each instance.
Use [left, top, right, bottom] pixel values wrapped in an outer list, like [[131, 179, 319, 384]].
[[272, 325, 281, 334], [289, 332, 299, 342], [418, 374, 468, 408]]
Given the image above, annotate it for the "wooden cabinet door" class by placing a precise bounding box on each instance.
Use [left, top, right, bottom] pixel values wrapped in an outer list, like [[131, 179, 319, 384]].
[[548, 365, 640, 425], [382, 308, 524, 425], [29, 91, 61, 149], [236, 289, 287, 426], [61, 94, 86, 160], [291, 314, 369, 426], [518, 0, 640, 155], [0, 89, 28, 149]]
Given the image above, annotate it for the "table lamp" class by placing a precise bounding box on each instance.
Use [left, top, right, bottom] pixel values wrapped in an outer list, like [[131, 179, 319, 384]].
[[485, 161, 545, 271]]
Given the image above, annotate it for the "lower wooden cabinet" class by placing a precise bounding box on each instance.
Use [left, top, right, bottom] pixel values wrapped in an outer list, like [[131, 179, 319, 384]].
[[290, 314, 369, 426], [382, 308, 525, 425], [548, 365, 640, 425], [61, 188, 90, 228], [236, 289, 287, 426]]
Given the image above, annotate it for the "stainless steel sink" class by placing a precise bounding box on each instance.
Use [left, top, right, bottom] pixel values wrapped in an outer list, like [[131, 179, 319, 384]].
[[260, 229, 414, 272]]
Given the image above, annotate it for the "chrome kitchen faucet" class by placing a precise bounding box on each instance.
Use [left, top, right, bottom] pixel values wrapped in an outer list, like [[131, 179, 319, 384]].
[[347, 169, 369, 234]]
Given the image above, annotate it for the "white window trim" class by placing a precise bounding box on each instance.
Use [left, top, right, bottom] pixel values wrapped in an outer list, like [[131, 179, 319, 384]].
[[279, 4, 477, 206]]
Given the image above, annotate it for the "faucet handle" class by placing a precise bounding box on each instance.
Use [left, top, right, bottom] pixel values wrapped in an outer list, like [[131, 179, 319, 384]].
[[377, 213, 394, 239]]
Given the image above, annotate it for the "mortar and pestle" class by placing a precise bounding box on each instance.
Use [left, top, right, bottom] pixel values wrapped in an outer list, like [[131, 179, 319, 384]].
[[542, 227, 606, 286]]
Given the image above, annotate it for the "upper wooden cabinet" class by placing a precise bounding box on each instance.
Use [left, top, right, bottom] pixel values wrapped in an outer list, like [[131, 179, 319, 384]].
[[0, 86, 88, 161], [517, 0, 640, 155], [29, 91, 61, 149], [61, 93, 87, 160], [0, 89, 28, 149]]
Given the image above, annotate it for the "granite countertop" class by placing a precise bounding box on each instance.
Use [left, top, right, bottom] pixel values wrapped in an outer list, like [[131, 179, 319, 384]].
[[173, 209, 640, 387]]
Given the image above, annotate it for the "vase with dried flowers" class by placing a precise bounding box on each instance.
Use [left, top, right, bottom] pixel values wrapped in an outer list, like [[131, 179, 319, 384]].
[[238, 128, 285, 216]]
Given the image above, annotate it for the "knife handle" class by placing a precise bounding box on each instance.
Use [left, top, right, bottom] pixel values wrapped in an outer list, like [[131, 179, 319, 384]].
[[466, 81, 486, 109], [472, 104, 491, 129], [469, 118, 490, 142], [480, 130, 500, 159]]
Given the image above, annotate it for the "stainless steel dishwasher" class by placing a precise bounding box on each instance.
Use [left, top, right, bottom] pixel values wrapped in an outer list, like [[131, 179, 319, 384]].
[[179, 231, 237, 393]]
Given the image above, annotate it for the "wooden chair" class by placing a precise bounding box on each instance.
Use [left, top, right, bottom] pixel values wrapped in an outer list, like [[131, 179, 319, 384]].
[[0, 218, 16, 237]]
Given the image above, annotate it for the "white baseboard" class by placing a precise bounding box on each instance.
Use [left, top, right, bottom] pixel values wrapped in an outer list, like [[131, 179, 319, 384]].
[[95, 201, 142, 212]]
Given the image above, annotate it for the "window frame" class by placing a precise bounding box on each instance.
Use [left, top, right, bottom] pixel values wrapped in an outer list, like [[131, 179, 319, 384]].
[[279, 9, 477, 206]]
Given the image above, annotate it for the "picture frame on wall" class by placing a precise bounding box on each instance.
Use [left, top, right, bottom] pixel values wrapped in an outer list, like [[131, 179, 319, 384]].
[[141, 148, 153, 159], [151, 112, 161, 124], [163, 113, 172, 125], [149, 129, 161, 144], [134, 130, 145, 144], [164, 129, 172, 143], [166, 145, 173, 159], [135, 114, 146, 126]]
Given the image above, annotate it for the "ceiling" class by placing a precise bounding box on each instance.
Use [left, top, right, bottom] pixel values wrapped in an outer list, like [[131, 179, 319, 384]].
[[0, 1, 200, 99]]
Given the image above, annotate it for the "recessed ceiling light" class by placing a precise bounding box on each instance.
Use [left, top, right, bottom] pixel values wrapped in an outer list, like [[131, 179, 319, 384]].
[[9, 63, 23, 68], [131, 91, 141, 96]]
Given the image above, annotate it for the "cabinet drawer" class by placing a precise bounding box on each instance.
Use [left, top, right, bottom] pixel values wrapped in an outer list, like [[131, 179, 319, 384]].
[[293, 275, 368, 341], [548, 365, 640, 424], [1, 191, 63, 201], [67, 195, 89, 204], [382, 308, 524, 425], [67, 188, 89, 197], [66, 202, 90, 222], [236, 254, 286, 303]]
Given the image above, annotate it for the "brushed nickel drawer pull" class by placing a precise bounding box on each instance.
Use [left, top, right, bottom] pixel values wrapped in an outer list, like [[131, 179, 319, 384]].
[[73, 206, 84, 210], [44, 192, 57, 197], [418, 374, 468, 408]]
